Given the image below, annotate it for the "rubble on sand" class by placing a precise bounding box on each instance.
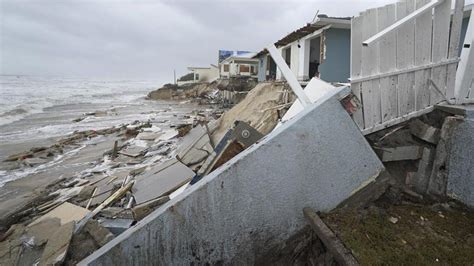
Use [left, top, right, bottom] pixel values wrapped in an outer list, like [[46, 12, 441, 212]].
[[146, 77, 259, 106], [210, 81, 294, 143], [0, 104, 226, 264], [0, 79, 298, 264]]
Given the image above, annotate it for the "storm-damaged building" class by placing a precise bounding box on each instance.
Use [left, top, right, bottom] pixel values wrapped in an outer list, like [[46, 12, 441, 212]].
[[254, 15, 351, 83], [218, 51, 259, 79]]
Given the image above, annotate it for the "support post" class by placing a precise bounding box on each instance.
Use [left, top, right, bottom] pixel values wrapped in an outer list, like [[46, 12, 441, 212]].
[[454, 9, 474, 103], [267, 44, 311, 107], [298, 39, 310, 81]]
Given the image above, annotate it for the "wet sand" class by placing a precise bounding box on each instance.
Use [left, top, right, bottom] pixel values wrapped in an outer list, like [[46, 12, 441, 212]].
[[0, 99, 217, 226]]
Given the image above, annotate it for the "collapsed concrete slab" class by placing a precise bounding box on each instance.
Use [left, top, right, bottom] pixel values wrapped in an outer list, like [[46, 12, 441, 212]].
[[79, 89, 385, 265], [445, 105, 474, 207]]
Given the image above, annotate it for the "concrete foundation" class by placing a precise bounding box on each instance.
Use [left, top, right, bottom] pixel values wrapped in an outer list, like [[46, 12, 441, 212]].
[[80, 91, 384, 265]]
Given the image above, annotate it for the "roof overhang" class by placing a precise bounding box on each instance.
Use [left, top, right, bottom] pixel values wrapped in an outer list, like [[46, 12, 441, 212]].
[[220, 56, 259, 64], [314, 17, 351, 29], [188, 67, 211, 71]]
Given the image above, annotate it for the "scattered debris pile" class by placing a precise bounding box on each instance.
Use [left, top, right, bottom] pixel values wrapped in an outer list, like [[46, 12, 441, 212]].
[[262, 108, 474, 265], [147, 77, 258, 105], [211, 81, 294, 142], [1, 124, 140, 172], [366, 109, 462, 199], [0, 80, 297, 265]]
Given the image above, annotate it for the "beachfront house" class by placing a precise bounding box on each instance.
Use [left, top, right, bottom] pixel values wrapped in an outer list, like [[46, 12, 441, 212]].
[[177, 65, 219, 85], [218, 51, 259, 79], [254, 15, 351, 84]]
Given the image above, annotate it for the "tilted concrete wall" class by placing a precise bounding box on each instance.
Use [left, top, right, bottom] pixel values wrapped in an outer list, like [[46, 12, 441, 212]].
[[447, 107, 474, 207], [80, 92, 384, 265]]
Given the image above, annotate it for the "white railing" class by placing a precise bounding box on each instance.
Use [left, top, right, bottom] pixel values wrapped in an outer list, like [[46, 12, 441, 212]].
[[351, 0, 465, 134]]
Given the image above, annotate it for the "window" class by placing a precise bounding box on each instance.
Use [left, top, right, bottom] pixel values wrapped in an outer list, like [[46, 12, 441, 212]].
[[250, 65, 257, 74], [240, 65, 250, 73], [223, 64, 230, 72]]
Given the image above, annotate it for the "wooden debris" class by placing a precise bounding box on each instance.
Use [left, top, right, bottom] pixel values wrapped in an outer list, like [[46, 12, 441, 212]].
[[303, 207, 359, 266], [75, 181, 135, 233], [112, 140, 118, 159]]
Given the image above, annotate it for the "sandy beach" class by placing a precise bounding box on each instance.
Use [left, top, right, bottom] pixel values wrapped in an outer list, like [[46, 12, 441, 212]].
[[0, 76, 222, 226]]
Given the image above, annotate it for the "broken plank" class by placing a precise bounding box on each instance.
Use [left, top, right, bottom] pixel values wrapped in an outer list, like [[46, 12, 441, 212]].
[[75, 181, 135, 233], [303, 207, 359, 266]]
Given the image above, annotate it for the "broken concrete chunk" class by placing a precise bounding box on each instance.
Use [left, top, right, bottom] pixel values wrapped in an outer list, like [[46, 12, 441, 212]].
[[380, 146, 423, 162], [99, 219, 134, 236], [29, 202, 89, 227], [176, 125, 213, 166], [84, 220, 114, 247], [0, 224, 26, 265], [132, 159, 194, 205], [409, 119, 440, 144], [25, 218, 61, 246], [413, 148, 436, 194], [427, 116, 464, 197], [39, 221, 74, 266], [136, 132, 163, 141], [157, 129, 179, 142], [119, 145, 147, 158]]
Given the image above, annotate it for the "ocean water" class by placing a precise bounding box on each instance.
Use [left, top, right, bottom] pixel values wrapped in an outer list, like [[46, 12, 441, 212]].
[[0, 75, 189, 161], [0, 75, 208, 186], [0, 75, 157, 126]]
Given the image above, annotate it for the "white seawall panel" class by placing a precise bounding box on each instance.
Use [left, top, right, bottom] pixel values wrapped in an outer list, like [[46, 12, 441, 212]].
[[81, 94, 384, 265]]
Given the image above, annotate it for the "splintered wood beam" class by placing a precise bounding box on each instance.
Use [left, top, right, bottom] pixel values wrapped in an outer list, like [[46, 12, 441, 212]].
[[363, 0, 444, 46], [267, 44, 311, 106], [303, 207, 359, 266]]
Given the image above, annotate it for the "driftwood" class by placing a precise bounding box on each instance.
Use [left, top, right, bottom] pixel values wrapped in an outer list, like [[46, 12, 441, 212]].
[[75, 181, 135, 233], [303, 207, 359, 266]]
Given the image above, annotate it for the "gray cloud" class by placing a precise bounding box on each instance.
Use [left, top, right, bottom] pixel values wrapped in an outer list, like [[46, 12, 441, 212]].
[[3, 0, 456, 81]]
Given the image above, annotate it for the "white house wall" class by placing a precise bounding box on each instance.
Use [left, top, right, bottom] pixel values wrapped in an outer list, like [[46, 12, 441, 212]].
[[290, 43, 299, 78], [275, 29, 327, 82]]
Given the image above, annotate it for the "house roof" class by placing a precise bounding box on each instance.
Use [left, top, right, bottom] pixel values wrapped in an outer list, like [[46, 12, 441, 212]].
[[188, 64, 219, 71], [188, 67, 211, 70], [220, 52, 259, 64], [274, 23, 326, 48], [253, 15, 351, 58]]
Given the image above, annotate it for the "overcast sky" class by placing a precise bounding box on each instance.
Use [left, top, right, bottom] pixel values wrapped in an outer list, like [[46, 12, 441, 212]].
[[1, 0, 471, 82]]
